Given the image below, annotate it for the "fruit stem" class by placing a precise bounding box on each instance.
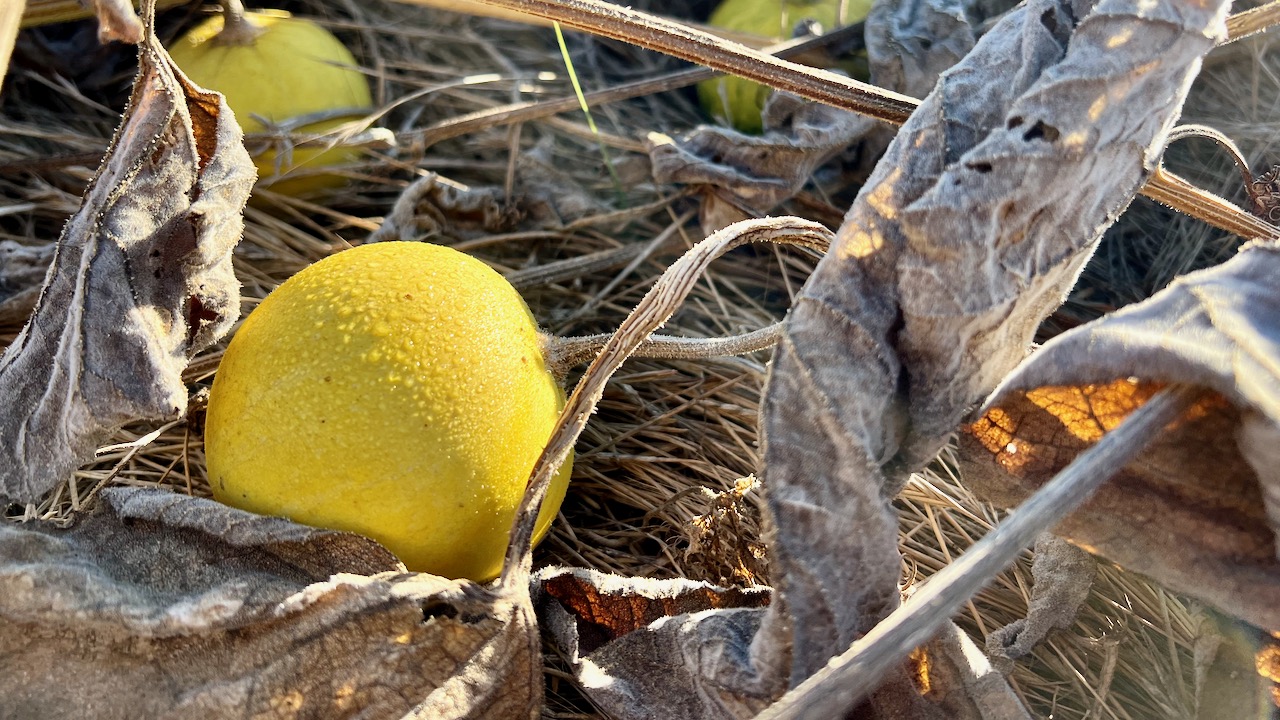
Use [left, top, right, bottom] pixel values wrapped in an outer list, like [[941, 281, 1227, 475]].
[[214, 0, 264, 46]]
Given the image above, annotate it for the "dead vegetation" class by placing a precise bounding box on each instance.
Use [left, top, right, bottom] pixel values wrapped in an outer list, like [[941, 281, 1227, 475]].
[[2, 1, 1277, 717]]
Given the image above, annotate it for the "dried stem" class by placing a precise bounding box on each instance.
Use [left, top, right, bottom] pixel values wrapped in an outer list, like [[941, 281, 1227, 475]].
[[469, 0, 1280, 242], [414, 21, 866, 148], [215, 0, 264, 45], [1224, 0, 1280, 43], [757, 384, 1206, 720], [546, 321, 784, 374], [89, 0, 144, 44], [499, 217, 834, 589], [467, 0, 916, 125], [1145, 167, 1280, 241], [1166, 124, 1254, 192]]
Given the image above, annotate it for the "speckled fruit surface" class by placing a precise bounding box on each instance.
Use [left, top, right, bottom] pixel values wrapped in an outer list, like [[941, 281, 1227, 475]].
[[168, 9, 372, 195], [205, 242, 571, 581]]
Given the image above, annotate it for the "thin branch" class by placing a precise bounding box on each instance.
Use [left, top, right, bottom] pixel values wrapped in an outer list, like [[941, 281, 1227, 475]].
[[756, 384, 1206, 720]]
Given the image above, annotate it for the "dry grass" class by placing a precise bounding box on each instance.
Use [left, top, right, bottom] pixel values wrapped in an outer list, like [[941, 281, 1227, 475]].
[[2, 2, 1273, 718]]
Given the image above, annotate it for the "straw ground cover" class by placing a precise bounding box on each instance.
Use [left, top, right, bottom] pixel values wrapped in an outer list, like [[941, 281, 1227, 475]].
[[2, 1, 1275, 717]]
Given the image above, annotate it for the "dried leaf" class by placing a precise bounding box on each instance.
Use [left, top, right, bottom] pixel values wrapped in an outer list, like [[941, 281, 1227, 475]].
[[533, 567, 784, 720], [646, 0, 976, 233], [370, 171, 518, 242], [537, 566, 1027, 720], [0, 240, 54, 325], [684, 476, 770, 587], [645, 101, 872, 233], [959, 241, 1280, 629], [864, 0, 975, 100], [370, 145, 604, 243], [915, 623, 1033, 720], [985, 534, 1095, 671], [0, 487, 541, 719], [1247, 164, 1280, 223], [757, 0, 1225, 699], [1193, 613, 1280, 720], [0, 13, 255, 503]]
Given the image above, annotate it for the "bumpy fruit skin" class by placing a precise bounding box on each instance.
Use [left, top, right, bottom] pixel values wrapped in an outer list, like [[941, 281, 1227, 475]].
[[168, 10, 372, 196], [205, 242, 572, 582], [697, 0, 872, 133]]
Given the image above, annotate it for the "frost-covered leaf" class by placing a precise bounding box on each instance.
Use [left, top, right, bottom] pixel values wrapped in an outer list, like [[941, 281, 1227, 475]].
[[0, 487, 541, 720], [960, 241, 1280, 630], [985, 534, 1094, 671], [540, 0, 1226, 714], [0, 4, 255, 503], [757, 0, 1225, 698], [535, 567, 774, 720], [535, 567, 1023, 720]]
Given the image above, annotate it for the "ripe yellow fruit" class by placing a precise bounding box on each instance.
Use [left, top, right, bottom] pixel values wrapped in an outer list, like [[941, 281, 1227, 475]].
[[168, 9, 372, 196], [697, 0, 872, 133], [205, 242, 572, 582]]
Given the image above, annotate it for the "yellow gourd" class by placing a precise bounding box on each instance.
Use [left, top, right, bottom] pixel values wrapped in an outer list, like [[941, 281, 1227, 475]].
[[204, 242, 572, 582], [168, 9, 372, 196], [698, 0, 873, 133]]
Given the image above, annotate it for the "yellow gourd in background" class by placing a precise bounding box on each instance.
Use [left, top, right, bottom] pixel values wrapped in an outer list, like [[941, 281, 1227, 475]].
[[204, 242, 572, 582], [168, 9, 372, 196], [698, 0, 873, 133]]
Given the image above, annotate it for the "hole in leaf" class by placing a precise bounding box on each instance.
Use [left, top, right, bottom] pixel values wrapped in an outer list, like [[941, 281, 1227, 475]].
[[967, 162, 993, 174], [1023, 121, 1060, 143], [1040, 8, 1058, 33], [421, 601, 459, 623]]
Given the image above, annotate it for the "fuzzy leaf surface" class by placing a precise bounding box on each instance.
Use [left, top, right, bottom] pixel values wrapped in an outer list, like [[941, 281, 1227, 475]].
[[960, 241, 1280, 630], [0, 23, 254, 503], [0, 488, 542, 720]]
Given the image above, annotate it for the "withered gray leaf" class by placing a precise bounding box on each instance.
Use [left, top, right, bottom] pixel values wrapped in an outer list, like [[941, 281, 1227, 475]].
[[0, 487, 541, 719], [915, 622, 1033, 720], [758, 0, 1223, 698], [984, 534, 1094, 671], [959, 241, 1280, 630], [647, 0, 975, 234], [0, 22, 255, 504], [865, 0, 975, 99], [541, 0, 1224, 715], [533, 566, 799, 720], [0, 240, 54, 325], [370, 143, 603, 244], [536, 567, 1026, 720], [370, 171, 519, 243]]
